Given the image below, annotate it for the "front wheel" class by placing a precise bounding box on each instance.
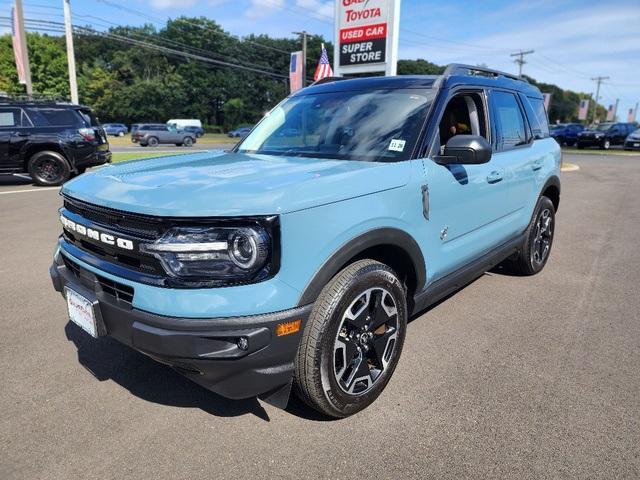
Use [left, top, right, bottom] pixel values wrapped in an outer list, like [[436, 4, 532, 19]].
[[508, 196, 555, 275], [118, 131, 124, 137], [294, 260, 407, 418], [602, 139, 611, 150], [183, 137, 194, 147], [147, 136, 159, 147], [28, 151, 71, 186]]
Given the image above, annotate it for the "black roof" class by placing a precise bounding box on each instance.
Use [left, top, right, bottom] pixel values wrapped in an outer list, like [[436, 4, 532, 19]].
[[295, 63, 542, 99], [0, 97, 90, 109]]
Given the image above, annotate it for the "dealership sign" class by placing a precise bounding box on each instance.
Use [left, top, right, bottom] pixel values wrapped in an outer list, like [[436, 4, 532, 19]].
[[334, 0, 401, 76]]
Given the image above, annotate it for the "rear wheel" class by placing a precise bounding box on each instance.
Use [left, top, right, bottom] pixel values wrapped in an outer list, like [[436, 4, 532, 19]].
[[147, 136, 159, 147], [28, 151, 71, 186], [294, 259, 407, 418], [183, 137, 194, 147], [507, 196, 555, 275]]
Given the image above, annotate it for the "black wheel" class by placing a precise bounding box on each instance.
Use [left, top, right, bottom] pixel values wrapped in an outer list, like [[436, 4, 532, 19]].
[[147, 136, 159, 147], [294, 259, 407, 418], [508, 196, 555, 275], [602, 139, 611, 150], [28, 151, 71, 186], [183, 137, 194, 147]]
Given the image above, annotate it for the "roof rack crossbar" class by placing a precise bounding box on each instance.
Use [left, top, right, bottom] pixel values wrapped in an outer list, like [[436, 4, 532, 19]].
[[442, 63, 525, 83]]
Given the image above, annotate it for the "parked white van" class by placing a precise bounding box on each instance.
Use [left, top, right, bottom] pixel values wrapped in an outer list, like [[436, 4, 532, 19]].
[[166, 119, 202, 129]]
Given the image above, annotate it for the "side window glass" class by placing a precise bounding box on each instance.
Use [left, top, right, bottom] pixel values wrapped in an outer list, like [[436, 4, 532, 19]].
[[524, 96, 550, 139], [437, 92, 488, 149], [492, 91, 528, 150], [0, 107, 21, 127]]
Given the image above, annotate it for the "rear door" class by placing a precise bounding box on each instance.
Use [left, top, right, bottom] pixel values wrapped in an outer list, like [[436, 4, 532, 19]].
[[489, 90, 542, 234], [0, 107, 31, 173]]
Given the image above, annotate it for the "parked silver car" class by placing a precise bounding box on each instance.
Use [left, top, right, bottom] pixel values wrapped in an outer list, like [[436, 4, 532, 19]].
[[132, 124, 196, 147]]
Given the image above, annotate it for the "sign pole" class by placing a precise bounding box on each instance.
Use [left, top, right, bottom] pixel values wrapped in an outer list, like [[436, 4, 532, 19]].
[[385, 0, 400, 76]]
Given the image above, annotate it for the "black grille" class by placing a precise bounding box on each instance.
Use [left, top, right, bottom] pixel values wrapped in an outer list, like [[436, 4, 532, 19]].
[[63, 255, 134, 304], [63, 196, 164, 239]]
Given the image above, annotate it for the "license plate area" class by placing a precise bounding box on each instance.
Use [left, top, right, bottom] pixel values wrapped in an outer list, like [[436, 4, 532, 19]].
[[65, 287, 103, 338]]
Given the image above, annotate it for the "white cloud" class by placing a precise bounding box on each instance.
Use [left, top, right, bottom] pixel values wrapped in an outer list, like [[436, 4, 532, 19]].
[[149, 0, 197, 9], [294, 0, 333, 21], [245, 0, 285, 19]]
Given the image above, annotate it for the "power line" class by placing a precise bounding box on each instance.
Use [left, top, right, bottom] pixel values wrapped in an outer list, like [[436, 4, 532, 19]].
[[510, 49, 534, 76]]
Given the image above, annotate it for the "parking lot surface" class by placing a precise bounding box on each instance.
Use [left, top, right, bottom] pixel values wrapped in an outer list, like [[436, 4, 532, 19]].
[[1, 153, 639, 479]]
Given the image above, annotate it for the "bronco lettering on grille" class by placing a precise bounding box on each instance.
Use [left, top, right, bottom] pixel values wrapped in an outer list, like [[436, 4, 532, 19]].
[[60, 214, 135, 251]]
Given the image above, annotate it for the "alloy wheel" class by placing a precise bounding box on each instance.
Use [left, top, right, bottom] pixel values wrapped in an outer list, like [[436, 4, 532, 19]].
[[532, 208, 553, 266], [333, 287, 399, 395], [35, 158, 61, 183]]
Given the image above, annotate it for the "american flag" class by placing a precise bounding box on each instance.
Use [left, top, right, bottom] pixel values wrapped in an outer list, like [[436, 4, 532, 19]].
[[11, 5, 27, 85], [606, 103, 616, 121], [313, 43, 333, 82], [628, 106, 637, 123], [578, 99, 589, 120], [289, 51, 303, 93]]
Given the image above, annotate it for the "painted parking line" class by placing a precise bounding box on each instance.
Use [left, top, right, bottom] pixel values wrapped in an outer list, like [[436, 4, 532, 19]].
[[0, 187, 59, 195], [561, 162, 580, 172]]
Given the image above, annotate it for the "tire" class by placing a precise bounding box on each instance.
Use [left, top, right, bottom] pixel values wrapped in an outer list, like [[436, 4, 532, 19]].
[[28, 150, 71, 186], [118, 131, 124, 137], [183, 137, 194, 147], [602, 139, 611, 150], [294, 259, 407, 418], [507, 196, 556, 276], [140, 143, 148, 147], [147, 136, 159, 147]]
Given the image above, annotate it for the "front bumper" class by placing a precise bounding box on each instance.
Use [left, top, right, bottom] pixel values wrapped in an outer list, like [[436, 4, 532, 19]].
[[624, 140, 640, 150], [50, 251, 312, 400], [576, 137, 604, 147]]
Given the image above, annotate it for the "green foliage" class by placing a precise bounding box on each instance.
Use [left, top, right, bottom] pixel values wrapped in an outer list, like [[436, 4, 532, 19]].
[[0, 23, 604, 128]]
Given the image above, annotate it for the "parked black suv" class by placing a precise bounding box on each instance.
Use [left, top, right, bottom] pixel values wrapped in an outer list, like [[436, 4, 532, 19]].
[[0, 100, 111, 186], [576, 122, 636, 150]]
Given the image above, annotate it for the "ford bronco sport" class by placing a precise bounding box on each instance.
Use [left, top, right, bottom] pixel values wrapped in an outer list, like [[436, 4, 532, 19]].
[[50, 65, 561, 418]]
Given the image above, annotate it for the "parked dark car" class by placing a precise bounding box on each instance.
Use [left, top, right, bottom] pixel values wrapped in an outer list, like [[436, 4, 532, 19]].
[[182, 125, 204, 138], [228, 127, 252, 138], [624, 129, 640, 151], [131, 124, 196, 147], [549, 123, 584, 146], [0, 99, 111, 186], [102, 123, 128, 136], [576, 122, 637, 149]]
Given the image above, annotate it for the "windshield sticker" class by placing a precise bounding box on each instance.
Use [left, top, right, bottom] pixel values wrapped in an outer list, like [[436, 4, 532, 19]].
[[389, 139, 406, 152]]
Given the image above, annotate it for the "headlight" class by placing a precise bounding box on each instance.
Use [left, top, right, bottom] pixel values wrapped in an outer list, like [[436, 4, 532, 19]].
[[140, 225, 273, 286]]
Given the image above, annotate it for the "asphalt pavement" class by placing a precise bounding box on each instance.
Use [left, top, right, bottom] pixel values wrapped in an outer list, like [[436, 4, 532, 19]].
[[1, 153, 639, 479]]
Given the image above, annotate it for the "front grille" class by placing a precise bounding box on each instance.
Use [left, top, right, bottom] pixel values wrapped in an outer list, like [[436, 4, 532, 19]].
[[63, 255, 134, 304], [63, 196, 164, 239]]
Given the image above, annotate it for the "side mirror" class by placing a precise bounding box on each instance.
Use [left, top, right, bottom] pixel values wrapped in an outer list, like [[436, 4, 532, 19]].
[[435, 135, 492, 165]]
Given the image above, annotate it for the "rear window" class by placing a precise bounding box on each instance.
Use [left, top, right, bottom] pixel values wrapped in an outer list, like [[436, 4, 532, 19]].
[[25, 108, 83, 127], [523, 96, 550, 139], [78, 109, 100, 127]]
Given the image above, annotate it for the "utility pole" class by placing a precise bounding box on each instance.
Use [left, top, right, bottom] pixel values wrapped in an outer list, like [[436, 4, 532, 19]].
[[510, 49, 534, 76], [292, 30, 308, 86], [63, 0, 78, 104], [613, 97, 619, 121], [14, 0, 32, 97], [590, 76, 609, 124]]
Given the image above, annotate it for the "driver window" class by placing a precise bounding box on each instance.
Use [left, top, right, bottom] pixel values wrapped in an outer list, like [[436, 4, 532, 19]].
[[438, 93, 487, 150]]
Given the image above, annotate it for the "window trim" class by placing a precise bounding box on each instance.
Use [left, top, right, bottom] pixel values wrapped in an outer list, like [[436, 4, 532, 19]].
[[489, 88, 533, 153], [424, 86, 492, 159]]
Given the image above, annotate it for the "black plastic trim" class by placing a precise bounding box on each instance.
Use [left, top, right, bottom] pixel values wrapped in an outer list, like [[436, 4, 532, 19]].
[[411, 231, 525, 315], [297, 228, 426, 306]]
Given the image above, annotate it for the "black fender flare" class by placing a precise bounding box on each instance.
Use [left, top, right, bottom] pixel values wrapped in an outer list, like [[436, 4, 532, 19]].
[[540, 174, 561, 211], [297, 228, 426, 306]]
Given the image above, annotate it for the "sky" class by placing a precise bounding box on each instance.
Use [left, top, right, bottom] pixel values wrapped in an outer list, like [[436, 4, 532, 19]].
[[2, 0, 639, 119]]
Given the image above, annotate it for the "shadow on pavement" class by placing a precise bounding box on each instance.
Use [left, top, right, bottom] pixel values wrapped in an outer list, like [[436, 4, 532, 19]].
[[64, 322, 271, 421], [0, 175, 34, 186]]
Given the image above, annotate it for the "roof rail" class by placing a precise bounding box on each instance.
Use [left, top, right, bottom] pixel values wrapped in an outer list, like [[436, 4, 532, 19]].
[[0, 93, 73, 104], [442, 63, 525, 83]]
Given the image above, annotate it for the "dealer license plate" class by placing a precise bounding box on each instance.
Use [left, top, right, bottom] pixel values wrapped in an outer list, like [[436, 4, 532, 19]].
[[65, 288, 98, 338]]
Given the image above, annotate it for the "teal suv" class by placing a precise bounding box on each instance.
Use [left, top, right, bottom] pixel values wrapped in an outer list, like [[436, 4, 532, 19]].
[[50, 64, 561, 418]]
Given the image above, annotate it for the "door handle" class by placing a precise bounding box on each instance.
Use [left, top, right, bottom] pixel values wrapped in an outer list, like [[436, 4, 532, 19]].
[[486, 171, 503, 184], [532, 159, 543, 171]]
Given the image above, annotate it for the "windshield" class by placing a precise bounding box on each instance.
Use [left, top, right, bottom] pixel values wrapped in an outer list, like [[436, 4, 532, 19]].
[[237, 89, 434, 162], [596, 123, 613, 131]]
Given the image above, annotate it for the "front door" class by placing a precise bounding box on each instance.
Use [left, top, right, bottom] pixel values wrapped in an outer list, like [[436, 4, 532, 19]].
[[421, 90, 512, 280]]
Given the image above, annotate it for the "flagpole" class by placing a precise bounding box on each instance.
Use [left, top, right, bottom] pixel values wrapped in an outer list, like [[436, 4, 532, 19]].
[[63, 0, 79, 104], [14, 0, 32, 97]]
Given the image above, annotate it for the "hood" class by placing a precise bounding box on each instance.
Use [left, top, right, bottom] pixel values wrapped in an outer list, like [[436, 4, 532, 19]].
[[62, 150, 411, 217]]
